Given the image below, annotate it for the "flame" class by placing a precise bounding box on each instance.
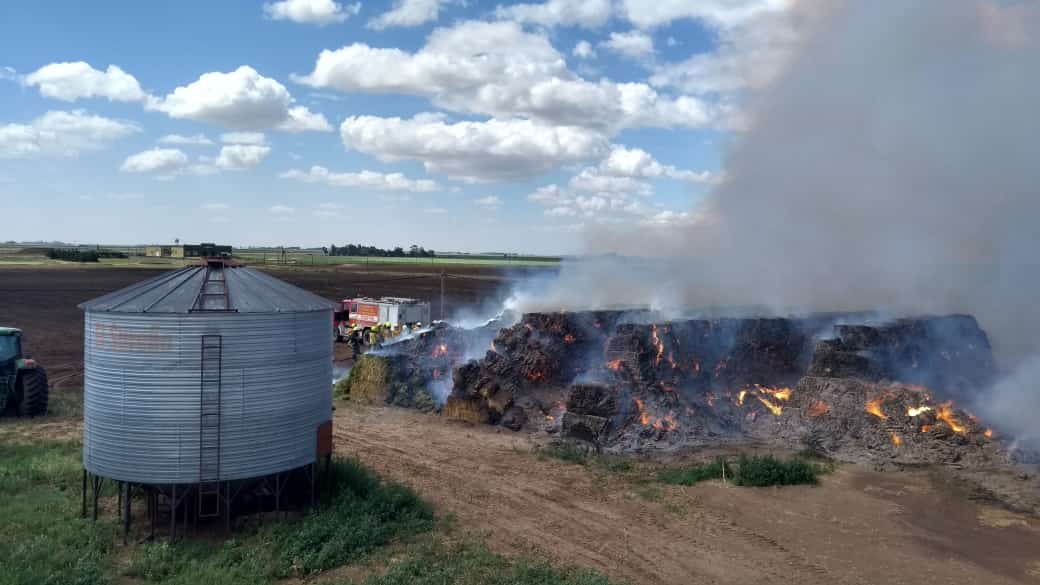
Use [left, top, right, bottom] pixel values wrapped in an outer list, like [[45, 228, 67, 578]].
[[651, 324, 664, 366], [563, 334, 576, 344], [526, 370, 548, 382], [713, 360, 728, 378], [865, 395, 889, 420], [807, 401, 831, 417], [758, 386, 792, 401], [692, 359, 701, 373], [906, 405, 932, 417], [705, 392, 717, 408], [890, 433, 902, 447], [667, 352, 677, 369], [606, 359, 623, 371], [755, 396, 783, 416], [431, 344, 449, 358], [736, 390, 749, 406], [920, 424, 932, 433], [652, 410, 678, 432], [432, 368, 442, 379], [984, 428, 994, 438], [936, 402, 967, 434], [634, 398, 651, 426]]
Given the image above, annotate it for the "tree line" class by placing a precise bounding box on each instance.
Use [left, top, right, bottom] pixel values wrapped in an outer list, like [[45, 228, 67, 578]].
[[325, 244, 436, 258]]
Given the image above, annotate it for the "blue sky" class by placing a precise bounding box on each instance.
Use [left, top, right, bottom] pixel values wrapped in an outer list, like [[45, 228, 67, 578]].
[[0, 0, 790, 253]]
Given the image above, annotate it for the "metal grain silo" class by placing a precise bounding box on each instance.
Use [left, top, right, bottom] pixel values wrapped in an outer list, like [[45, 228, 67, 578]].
[[78, 260, 335, 536]]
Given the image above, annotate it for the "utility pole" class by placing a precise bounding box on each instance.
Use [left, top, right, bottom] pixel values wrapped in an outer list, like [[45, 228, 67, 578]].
[[440, 270, 446, 321]]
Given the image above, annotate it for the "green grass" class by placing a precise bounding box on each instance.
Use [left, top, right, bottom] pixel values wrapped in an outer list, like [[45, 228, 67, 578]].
[[234, 253, 560, 268], [535, 443, 592, 465], [356, 540, 618, 585], [656, 457, 733, 486], [125, 458, 434, 583], [0, 441, 115, 585]]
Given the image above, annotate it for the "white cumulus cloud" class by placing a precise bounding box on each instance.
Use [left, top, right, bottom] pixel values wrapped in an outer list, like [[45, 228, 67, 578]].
[[620, 0, 789, 29], [158, 133, 212, 145], [280, 165, 439, 192], [263, 0, 360, 25], [23, 62, 148, 102], [572, 40, 596, 59], [120, 148, 189, 174], [339, 114, 609, 182], [368, 0, 444, 30], [494, 0, 612, 29], [215, 144, 271, 170], [474, 195, 503, 208], [269, 204, 295, 214], [220, 131, 267, 145], [0, 110, 139, 159], [150, 66, 330, 132], [295, 20, 716, 132], [601, 30, 655, 59]]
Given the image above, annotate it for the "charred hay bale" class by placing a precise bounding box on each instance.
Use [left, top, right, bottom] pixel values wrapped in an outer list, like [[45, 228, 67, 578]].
[[443, 396, 490, 424], [566, 384, 617, 417], [499, 406, 528, 431], [344, 355, 437, 412], [806, 339, 881, 380], [561, 412, 608, 443]]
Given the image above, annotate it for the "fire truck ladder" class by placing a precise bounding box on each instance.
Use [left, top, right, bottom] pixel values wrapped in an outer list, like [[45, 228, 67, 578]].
[[198, 334, 223, 518]]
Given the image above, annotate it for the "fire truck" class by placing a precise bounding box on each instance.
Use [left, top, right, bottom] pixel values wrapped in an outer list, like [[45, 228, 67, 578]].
[[334, 297, 431, 342]]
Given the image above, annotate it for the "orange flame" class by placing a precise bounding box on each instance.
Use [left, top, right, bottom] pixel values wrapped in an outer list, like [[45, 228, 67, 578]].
[[526, 370, 548, 382], [736, 390, 748, 406], [906, 405, 932, 417], [713, 360, 728, 378], [890, 433, 902, 447], [865, 395, 889, 420], [758, 386, 792, 401], [634, 398, 651, 426], [920, 424, 932, 433], [563, 334, 576, 344], [756, 396, 783, 416], [605, 359, 623, 371], [431, 344, 449, 358], [705, 392, 717, 408], [936, 402, 967, 434], [807, 401, 831, 417], [984, 428, 994, 438], [652, 411, 678, 432], [651, 324, 664, 366]]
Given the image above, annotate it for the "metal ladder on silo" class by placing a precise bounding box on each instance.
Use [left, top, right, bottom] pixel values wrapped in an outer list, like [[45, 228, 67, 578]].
[[198, 334, 223, 518]]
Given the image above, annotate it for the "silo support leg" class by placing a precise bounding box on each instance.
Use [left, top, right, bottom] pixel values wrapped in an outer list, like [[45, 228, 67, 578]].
[[123, 483, 131, 544], [170, 485, 176, 543], [81, 469, 87, 518]]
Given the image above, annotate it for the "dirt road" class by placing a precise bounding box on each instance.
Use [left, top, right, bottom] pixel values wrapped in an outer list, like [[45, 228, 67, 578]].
[[334, 404, 1040, 585]]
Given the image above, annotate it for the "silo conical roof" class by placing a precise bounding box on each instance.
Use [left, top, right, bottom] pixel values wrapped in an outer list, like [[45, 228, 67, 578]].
[[78, 265, 337, 313]]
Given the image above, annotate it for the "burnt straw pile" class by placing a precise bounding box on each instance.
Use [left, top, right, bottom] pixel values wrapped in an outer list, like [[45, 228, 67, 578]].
[[346, 311, 1014, 465]]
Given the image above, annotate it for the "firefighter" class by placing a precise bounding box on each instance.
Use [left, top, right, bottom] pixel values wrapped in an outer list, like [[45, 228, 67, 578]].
[[367, 326, 379, 346], [347, 326, 361, 357]]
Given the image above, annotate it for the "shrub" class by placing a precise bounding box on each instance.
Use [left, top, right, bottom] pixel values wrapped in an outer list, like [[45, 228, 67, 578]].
[[732, 454, 819, 487]]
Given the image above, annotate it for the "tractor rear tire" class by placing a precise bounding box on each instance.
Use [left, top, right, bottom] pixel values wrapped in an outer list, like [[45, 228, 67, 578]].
[[16, 368, 48, 417]]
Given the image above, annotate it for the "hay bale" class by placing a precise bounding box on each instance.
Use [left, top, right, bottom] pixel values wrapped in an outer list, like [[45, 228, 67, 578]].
[[443, 396, 490, 424], [562, 412, 608, 442], [341, 355, 392, 404]]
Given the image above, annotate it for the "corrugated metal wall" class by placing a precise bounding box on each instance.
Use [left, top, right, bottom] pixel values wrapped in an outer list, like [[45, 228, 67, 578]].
[[83, 310, 332, 483]]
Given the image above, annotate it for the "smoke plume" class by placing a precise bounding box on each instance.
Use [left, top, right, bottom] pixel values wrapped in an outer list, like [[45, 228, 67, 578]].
[[519, 1, 1040, 441]]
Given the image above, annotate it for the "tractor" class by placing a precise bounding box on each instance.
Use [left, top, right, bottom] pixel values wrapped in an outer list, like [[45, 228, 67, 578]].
[[0, 327, 48, 417]]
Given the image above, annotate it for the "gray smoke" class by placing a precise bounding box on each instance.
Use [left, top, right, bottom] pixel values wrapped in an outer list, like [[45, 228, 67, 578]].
[[523, 1, 1040, 439]]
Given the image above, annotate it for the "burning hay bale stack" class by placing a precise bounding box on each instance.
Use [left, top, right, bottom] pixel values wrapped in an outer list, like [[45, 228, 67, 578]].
[[807, 315, 996, 404], [777, 376, 999, 466], [341, 309, 1011, 468]]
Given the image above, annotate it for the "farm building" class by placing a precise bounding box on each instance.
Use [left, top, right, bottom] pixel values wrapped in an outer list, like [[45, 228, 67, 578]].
[[145, 243, 233, 258]]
